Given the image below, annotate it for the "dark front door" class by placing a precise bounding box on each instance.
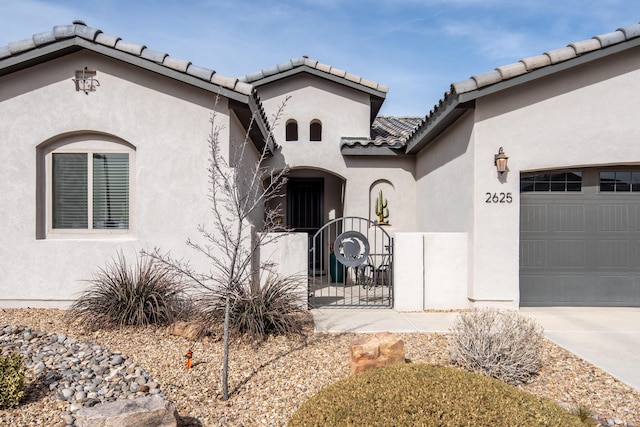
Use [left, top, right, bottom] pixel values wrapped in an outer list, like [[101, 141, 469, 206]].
[[287, 178, 324, 271]]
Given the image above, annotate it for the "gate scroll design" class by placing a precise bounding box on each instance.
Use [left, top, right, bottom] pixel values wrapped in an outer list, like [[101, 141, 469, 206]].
[[309, 217, 393, 308]]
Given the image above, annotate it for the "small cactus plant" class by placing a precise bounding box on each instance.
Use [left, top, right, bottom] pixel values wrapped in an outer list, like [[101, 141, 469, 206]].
[[375, 190, 389, 224]]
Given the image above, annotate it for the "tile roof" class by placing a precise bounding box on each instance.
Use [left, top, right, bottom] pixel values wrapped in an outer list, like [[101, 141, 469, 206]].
[[0, 21, 275, 153], [341, 116, 423, 152], [0, 20, 253, 97], [239, 56, 389, 95], [405, 22, 640, 154], [451, 22, 640, 95]]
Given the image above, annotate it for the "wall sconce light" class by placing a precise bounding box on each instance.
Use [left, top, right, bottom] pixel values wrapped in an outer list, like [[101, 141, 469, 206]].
[[494, 147, 509, 174], [72, 67, 100, 95]]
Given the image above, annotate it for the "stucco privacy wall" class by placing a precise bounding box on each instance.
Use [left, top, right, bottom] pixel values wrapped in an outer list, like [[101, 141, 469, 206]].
[[0, 50, 239, 307], [259, 73, 417, 232], [394, 232, 468, 311], [259, 233, 308, 308]]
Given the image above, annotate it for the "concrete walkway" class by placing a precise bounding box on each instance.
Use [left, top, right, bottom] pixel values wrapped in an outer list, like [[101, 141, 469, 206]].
[[312, 307, 640, 392]]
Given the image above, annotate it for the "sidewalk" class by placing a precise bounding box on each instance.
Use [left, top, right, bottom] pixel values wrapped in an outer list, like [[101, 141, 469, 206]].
[[311, 307, 640, 392], [312, 308, 457, 333]]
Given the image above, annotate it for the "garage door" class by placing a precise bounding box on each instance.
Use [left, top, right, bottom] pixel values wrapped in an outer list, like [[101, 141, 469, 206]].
[[520, 168, 640, 306]]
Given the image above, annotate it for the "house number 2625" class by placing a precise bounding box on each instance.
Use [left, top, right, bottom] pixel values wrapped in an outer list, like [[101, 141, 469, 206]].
[[485, 192, 513, 204]]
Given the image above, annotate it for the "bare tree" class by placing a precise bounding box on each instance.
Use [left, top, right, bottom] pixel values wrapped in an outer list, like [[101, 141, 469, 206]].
[[147, 96, 291, 400]]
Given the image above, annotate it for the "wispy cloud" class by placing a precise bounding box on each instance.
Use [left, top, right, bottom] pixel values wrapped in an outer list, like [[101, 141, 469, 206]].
[[1, 0, 639, 115], [441, 21, 535, 63]]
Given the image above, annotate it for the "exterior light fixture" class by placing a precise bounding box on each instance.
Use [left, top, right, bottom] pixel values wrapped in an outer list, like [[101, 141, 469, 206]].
[[72, 67, 100, 94], [494, 147, 509, 174]]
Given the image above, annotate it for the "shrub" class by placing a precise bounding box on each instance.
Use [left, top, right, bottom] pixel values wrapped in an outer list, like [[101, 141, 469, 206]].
[[66, 252, 190, 329], [448, 309, 543, 385], [201, 273, 312, 342], [288, 363, 584, 426], [0, 352, 25, 409]]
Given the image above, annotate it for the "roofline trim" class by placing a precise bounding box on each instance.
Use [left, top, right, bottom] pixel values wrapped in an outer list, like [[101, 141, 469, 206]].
[[246, 65, 388, 99], [405, 34, 640, 154], [457, 35, 640, 104], [0, 36, 253, 104], [341, 144, 409, 157]]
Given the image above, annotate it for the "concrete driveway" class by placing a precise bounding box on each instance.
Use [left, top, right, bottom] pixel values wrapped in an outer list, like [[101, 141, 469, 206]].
[[313, 307, 640, 391], [520, 307, 640, 392]]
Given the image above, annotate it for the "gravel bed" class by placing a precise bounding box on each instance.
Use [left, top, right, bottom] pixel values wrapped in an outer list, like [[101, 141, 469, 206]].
[[0, 308, 639, 426]]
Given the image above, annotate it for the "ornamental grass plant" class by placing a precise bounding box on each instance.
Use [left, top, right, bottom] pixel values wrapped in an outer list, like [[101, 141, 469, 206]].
[[66, 252, 190, 329], [288, 363, 585, 427], [199, 273, 312, 343]]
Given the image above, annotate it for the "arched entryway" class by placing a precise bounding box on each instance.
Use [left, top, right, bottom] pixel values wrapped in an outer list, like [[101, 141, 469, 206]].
[[269, 168, 345, 271]]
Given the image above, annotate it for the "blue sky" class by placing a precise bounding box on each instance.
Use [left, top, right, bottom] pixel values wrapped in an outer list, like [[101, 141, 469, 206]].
[[1, 0, 639, 116]]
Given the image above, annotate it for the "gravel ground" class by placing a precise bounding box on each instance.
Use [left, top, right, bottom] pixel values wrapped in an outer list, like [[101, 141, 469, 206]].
[[1, 308, 639, 426]]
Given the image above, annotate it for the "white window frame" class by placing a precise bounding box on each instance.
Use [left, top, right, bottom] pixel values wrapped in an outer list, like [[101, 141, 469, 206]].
[[44, 138, 135, 239]]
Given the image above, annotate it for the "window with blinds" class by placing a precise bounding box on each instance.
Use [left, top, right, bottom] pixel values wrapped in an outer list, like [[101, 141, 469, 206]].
[[52, 153, 129, 230]]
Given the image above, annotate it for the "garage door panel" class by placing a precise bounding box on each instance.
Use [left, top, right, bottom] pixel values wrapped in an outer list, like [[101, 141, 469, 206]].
[[520, 240, 547, 268], [553, 240, 585, 268], [556, 276, 592, 304], [520, 275, 593, 306], [595, 276, 640, 304], [598, 205, 628, 232], [597, 240, 629, 268], [554, 205, 584, 232], [521, 205, 547, 232], [521, 168, 640, 307], [519, 276, 553, 304]]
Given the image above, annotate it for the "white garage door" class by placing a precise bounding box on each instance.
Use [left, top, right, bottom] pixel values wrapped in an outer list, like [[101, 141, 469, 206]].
[[520, 168, 640, 306]]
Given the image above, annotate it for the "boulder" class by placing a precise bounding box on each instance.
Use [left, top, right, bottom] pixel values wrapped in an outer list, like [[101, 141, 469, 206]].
[[75, 396, 181, 427], [349, 332, 406, 374], [166, 321, 203, 340]]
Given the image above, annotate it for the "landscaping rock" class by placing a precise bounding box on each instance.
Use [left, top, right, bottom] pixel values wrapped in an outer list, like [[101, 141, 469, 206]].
[[75, 396, 180, 427], [166, 321, 203, 340], [349, 331, 405, 374]]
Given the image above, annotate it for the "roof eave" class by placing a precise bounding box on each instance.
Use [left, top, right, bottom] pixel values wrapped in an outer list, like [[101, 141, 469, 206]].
[[247, 94, 274, 154], [341, 144, 408, 156], [0, 36, 252, 104], [249, 65, 388, 100], [458, 35, 640, 104], [0, 38, 80, 76], [370, 95, 385, 124], [406, 35, 640, 154], [404, 97, 469, 155]]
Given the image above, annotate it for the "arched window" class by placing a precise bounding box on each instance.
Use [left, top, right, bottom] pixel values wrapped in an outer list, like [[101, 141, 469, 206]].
[[37, 134, 135, 238], [285, 120, 298, 141], [310, 120, 322, 141]]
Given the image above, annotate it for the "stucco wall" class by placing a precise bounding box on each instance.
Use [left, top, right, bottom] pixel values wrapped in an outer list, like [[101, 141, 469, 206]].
[[258, 73, 417, 232], [469, 47, 640, 308], [418, 45, 640, 309], [415, 112, 475, 233], [0, 50, 237, 306]]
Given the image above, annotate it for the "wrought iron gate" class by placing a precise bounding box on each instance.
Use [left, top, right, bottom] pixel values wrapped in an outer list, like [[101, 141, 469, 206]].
[[309, 217, 393, 308]]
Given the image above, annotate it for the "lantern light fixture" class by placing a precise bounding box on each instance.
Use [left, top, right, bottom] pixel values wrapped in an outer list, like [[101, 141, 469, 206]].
[[72, 67, 100, 95], [494, 147, 509, 174]]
